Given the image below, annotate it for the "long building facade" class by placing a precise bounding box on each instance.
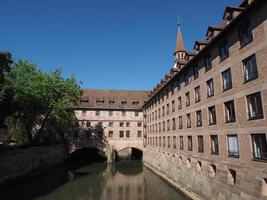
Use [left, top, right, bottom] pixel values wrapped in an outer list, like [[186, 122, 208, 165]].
[[75, 89, 149, 155], [143, 0, 267, 199]]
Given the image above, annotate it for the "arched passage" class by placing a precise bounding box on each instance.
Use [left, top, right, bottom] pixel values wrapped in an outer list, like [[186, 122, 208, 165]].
[[116, 147, 143, 161]]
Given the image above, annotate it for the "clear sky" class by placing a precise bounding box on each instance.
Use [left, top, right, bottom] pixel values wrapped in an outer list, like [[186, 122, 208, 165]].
[[1, 0, 241, 90]]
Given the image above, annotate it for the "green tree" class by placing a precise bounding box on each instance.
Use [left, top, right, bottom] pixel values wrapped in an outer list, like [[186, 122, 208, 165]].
[[1, 60, 81, 145]]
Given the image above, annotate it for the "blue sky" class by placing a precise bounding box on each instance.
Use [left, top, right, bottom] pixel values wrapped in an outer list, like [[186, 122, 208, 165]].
[[1, 0, 241, 90]]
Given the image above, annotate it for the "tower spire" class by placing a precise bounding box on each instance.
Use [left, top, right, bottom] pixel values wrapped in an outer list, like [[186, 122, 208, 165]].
[[174, 17, 186, 54]]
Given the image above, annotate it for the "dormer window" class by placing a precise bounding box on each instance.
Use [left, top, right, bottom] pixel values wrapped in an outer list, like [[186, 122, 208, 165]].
[[132, 101, 139, 105], [239, 19, 253, 47], [96, 98, 104, 104], [121, 101, 127, 105]]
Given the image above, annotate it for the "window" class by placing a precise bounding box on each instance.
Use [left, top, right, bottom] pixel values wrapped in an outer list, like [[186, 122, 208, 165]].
[[186, 113, 191, 128], [243, 54, 258, 82], [121, 101, 127, 105], [135, 111, 139, 117], [195, 86, 201, 103], [188, 136, 193, 151], [159, 136, 162, 146], [204, 53, 212, 71], [109, 122, 113, 127], [85, 121, 91, 127], [132, 101, 139, 105], [239, 20, 253, 47], [210, 165, 216, 178], [180, 136, 184, 150], [155, 110, 157, 120], [109, 100, 114, 105], [122, 111, 126, 116], [225, 100, 236, 123], [184, 71, 189, 86], [82, 110, 86, 116], [119, 131, 124, 138], [221, 68, 232, 91], [219, 40, 229, 61], [159, 122, 161, 132], [109, 110, 113, 116], [171, 84, 174, 95], [172, 100, 175, 112], [126, 131, 130, 138], [247, 92, 263, 120], [163, 121, 166, 132], [162, 106, 165, 116], [120, 122, 124, 127], [172, 118, 176, 130], [167, 103, 170, 115], [196, 110, 202, 127], [158, 108, 161, 118], [198, 136, 204, 152], [137, 122, 142, 127], [210, 135, 219, 155], [185, 92, 190, 106], [163, 136, 166, 147], [173, 136, 177, 149], [251, 134, 267, 161], [178, 96, 182, 110], [179, 116, 183, 129], [168, 136, 170, 148], [206, 78, 214, 97], [193, 64, 199, 79], [167, 120, 170, 131], [227, 169, 236, 185], [95, 110, 100, 116], [126, 122, 130, 127], [227, 135, 239, 157], [108, 131, 113, 138], [137, 131, 142, 138], [208, 106, 217, 125]]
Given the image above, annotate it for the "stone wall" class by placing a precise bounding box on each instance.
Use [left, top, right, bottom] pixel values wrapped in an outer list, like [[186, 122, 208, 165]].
[[0, 144, 68, 187], [144, 147, 267, 200]]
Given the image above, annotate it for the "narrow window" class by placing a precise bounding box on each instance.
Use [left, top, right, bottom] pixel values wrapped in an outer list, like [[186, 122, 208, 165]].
[[194, 86, 201, 103], [168, 136, 170, 148], [198, 135, 204, 152], [219, 40, 229, 61], [109, 122, 113, 127], [222, 68, 232, 91], [167, 103, 170, 115], [239, 19, 253, 47], [188, 136, 193, 151], [172, 118, 176, 130], [173, 136, 177, 149], [227, 169, 236, 185], [86, 121, 91, 127], [137, 131, 142, 138], [167, 120, 170, 131], [162, 106, 165, 116], [108, 131, 113, 138], [120, 122, 124, 127], [180, 136, 184, 150], [122, 111, 126, 116], [210, 165, 216, 178], [126, 122, 130, 127], [227, 134, 239, 157], [82, 110, 86, 116], [210, 135, 219, 155], [126, 131, 130, 138], [225, 100, 236, 123], [179, 116, 183, 129], [135, 111, 139, 117], [159, 136, 161, 147], [95, 110, 100, 116], [178, 96, 182, 110], [196, 110, 202, 127], [204, 53, 212, 71], [186, 113, 191, 128], [163, 136, 166, 147], [185, 92, 190, 106], [172, 100, 175, 112], [159, 122, 161, 132], [208, 106, 217, 125], [109, 110, 113, 116], [163, 121, 166, 132], [119, 131, 124, 138], [247, 92, 263, 120], [251, 134, 267, 161], [137, 122, 142, 127], [193, 64, 199, 79], [243, 54, 258, 82], [206, 78, 214, 97]]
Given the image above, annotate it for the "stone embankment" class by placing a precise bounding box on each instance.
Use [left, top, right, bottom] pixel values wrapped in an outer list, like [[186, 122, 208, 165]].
[[0, 144, 68, 187]]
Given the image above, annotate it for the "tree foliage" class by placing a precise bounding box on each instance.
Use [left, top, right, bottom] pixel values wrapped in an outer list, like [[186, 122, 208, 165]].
[[0, 59, 81, 145]]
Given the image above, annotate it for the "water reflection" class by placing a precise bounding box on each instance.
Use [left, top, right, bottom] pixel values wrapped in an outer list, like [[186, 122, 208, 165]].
[[0, 160, 188, 200]]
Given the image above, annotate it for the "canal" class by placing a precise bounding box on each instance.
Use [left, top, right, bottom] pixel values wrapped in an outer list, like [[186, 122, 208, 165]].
[[0, 158, 189, 200]]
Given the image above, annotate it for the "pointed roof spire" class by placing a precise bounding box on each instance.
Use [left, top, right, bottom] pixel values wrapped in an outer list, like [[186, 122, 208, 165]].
[[174, 17, 186, 54]]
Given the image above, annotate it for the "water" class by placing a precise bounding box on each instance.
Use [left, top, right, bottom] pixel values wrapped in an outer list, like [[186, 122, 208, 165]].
[[0, 160, 189, 200]]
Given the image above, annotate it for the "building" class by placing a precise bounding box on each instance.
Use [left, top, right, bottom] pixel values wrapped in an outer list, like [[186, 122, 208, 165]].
[[75, 89, 149, 157], [143, 0, 267, 199]]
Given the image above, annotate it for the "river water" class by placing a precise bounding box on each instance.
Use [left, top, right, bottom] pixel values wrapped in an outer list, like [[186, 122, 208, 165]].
[[0, 160, 189, 200]]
